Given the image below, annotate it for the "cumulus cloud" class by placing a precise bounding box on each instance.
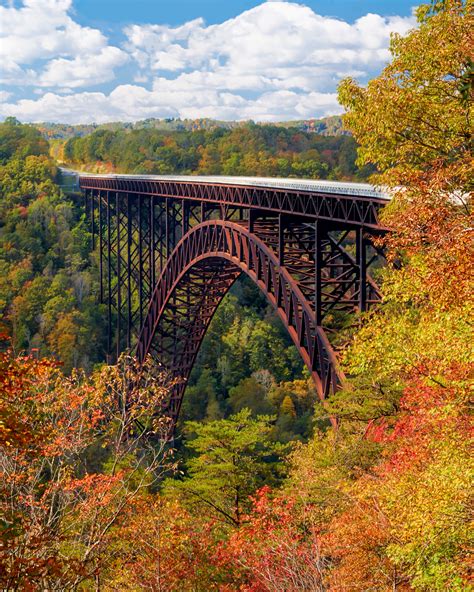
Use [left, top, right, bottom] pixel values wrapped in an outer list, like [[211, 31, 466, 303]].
[[124, 2, 414, 94], [0, 84, 342, 124], [0, 1, 416, 123], [0, 0, 128, 88], [0, 90, 12, 102]]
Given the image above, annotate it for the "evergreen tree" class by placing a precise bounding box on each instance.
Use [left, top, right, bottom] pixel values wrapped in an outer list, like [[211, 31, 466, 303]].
[[166, 409, 287, 526]]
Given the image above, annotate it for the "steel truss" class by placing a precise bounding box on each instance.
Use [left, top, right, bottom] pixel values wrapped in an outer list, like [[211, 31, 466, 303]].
[[81, 176, 388, 230], [85, 182, 386, 433]]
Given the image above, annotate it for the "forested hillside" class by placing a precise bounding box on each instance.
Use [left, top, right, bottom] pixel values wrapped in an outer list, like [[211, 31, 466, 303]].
[[38, 115, 345, 141], [60, 123, 367, 179], [0, 118, 107, 371], [1, 1, 472, 590]]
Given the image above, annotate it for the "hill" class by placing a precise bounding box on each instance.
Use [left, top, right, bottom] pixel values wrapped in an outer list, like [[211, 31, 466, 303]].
[[35, 115, 346, 141]]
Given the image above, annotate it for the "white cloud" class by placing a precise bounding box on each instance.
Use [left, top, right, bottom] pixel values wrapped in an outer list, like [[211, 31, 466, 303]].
[[124, 2, 414, 94], [0, 0, 127, 88], [0, 1, 416, 122], [39, 47, 128, 88], [0, 84, 342, 124]]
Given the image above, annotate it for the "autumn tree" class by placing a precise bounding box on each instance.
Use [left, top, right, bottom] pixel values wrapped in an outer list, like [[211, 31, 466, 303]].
[[102, 496, 222, 591], [0, 119, 107, 369], [327, 1, 473, 589], [0, 351, 176, 590], [218, 487, 329, 592], [338, 0, 473, 306]]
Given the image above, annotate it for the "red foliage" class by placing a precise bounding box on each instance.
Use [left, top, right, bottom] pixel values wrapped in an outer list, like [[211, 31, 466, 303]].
[[217, 487, 327, 591]]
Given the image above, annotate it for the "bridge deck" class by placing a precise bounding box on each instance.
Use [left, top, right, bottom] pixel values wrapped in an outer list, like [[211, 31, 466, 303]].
[[61, 168, 391, 200], [72, 171, 390, 201], [72, 169, 391, 230]]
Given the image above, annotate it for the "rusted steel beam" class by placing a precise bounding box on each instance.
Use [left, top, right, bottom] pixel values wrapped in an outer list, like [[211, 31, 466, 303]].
[[79, 177, 388, 231], [136, 220, 344, 431]]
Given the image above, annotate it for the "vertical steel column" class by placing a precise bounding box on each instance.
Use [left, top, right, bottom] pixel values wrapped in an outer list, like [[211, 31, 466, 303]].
[[171, 200, 177, 247], [278, 214, 285, 266], [138, 194, 144, 329], [106, 191, 112, 356], [165, 198, 170, 260], [116, 191, 121, 360], [356, 227, 367, 312], [84, 188, 89, 220], [315, 220, 322, 325], [182, 199, 189, 236], [90, 190, 95, 251], [98, 190, 103, 303], [127, 194, 132, 349], [150, 196, 155, 290], [248, 209, 255, 233]]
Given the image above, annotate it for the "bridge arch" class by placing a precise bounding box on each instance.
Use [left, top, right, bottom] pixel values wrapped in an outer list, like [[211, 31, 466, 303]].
[[136, 220, 344, 426]]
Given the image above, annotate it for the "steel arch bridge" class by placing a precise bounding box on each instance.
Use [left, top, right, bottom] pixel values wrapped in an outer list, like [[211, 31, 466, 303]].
[[78, 173, 389, 431]]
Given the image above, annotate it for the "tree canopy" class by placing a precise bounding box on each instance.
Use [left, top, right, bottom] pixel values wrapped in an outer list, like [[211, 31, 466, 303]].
[[1, 3, 472, 588]]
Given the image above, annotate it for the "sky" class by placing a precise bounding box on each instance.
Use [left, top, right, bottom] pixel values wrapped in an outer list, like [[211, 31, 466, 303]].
[[0, 0, 417, 124]]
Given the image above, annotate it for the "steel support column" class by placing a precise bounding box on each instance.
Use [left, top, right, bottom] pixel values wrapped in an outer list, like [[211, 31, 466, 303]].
[[315, 220, 322, 325], [90, 190, 95, 251], [278, 214, 285, 266], [356, 228, 367, 313], [116, 191, 122, 359], [138, 194, 144, 330], [106, 191, 112, 357], [98, 190, 104, 304], [127, 194, 133, 349]]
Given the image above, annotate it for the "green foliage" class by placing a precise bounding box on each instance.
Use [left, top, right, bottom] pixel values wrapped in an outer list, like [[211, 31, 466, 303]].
[[338, 0, 472, 183], [62, 123, 368, 180], [228, 377, 273, 416], [37, 115, 346, 141], [167, 409, 287, 526], [179, 281, 315, 440], [285, 425, 383, 522], [0, 119, 106, 370], [0, 117, 49, 164]]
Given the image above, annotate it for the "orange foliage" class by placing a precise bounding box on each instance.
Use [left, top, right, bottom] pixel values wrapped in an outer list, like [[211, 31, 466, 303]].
[[0, 350, 174, 590]]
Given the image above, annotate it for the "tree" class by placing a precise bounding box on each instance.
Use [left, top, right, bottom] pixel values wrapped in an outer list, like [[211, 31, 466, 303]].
[[0, 120, 106, 370], [325, 370, 472, 592], [338, 0, 472, 309], [228, 376, 273, 416], [0, 351, 175, 589], [338, 0, 472, 184], [180, 367, 219, 422], [217, 487, 329, 592], [0, 119, 48, 164], [329, 2, 473, 589], [166, 410, 286, 526], [102, 496, 222, 591]]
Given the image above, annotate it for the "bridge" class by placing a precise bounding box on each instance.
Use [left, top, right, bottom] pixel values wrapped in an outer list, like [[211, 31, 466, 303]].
[[77, 172, 389, 431]]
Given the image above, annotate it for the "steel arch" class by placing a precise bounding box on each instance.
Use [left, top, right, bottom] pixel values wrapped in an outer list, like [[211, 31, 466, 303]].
[[136, 220, 343, 428]]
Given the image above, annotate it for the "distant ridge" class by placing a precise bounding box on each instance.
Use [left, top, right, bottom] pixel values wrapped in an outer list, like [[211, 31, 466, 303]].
[[35, 115, 346, 140]]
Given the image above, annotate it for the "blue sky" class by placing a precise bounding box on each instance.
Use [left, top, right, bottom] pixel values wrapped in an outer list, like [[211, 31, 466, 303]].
[[0, 0, 418, 123], [73, 0, 416, 27]]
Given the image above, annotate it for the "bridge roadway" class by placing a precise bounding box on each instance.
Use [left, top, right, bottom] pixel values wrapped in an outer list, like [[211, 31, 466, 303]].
[[76, 171, 389, 198], [76, 171, 388, 434], [75, 171, 390, 232]]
